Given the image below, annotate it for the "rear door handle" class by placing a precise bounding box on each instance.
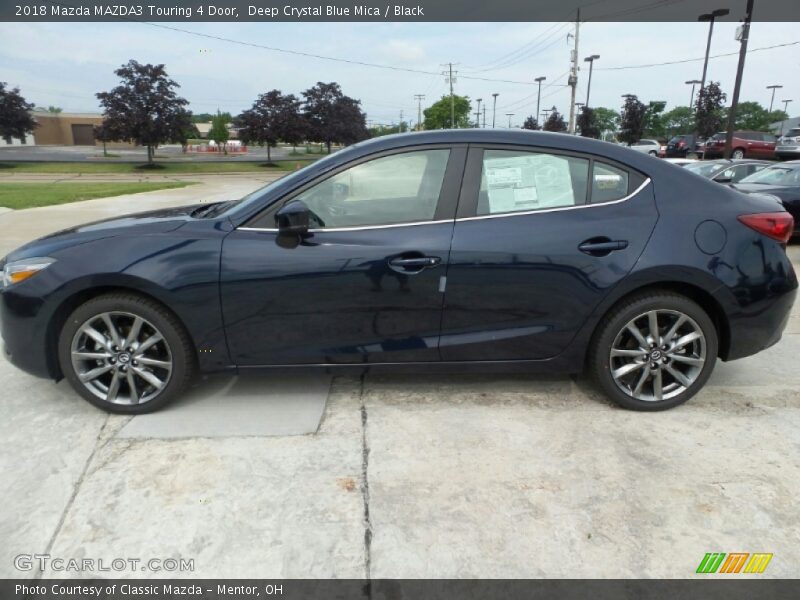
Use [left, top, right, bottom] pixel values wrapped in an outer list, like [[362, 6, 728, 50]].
[[578, 239, 629, 256]]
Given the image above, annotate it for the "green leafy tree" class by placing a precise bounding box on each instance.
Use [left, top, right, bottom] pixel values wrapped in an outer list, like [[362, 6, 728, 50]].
[[423, 94, 472, 129], [191, 112, 231, 123], [662, 106, 694, 137], [209, 111, 230, 152], [725, 101, 787, 131], [302, 82, 368, 152], [591, 107, 620, 139], [576, 106, 600, 138], [619, 95, 647, 144], [0, 82, 36, 144], [47, 106, 62, 114], [643, 100, 667, 139], [96, 60, 191, 164], [543, 106, 567, 132], [238, 90, 306, 162], [522, 115, 541, 130], [694, 82, 727, 138]]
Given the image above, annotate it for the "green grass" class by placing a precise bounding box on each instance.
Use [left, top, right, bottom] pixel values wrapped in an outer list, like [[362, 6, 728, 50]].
[[0, 159, 314, 175], [0, 182, 195, 209]]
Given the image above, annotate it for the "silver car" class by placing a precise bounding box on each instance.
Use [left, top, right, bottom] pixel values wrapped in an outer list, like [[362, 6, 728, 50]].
[[776, 128, 800, 161], [629, 139, 661, 156]]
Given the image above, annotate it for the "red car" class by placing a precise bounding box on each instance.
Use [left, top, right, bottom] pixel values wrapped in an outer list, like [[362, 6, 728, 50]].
[[703, 131, 777, 160]]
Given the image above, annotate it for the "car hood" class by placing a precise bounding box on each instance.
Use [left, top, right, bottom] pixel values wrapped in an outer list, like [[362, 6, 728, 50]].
[[733, 183, 799, 197], [4, 202, 208, 262]]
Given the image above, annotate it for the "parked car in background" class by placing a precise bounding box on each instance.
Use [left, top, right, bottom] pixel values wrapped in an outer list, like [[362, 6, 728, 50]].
[[663, 157, 698, 167], [1, 130, 796, 414], [684, 159, 770, 184], [665, 134, 699, 158], [776, 128, 800, 161], [629, 139, 661, 156], [703, 131, 777, 160], [734, 161, 800, 234]]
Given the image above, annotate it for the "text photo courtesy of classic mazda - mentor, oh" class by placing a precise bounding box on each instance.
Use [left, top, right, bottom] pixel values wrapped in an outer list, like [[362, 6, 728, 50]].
[[1, 129, 796, 414]]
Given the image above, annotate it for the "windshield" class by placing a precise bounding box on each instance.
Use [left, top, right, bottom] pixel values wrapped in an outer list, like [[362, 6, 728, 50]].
[[739, 165, 800, 186], [782, 128, 800, 138], [684, 161, 726, 178]]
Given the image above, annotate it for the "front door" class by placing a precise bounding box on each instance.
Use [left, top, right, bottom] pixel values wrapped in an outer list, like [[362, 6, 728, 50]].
[[440, 146, 658, 361], [220, 146, 465, 365]]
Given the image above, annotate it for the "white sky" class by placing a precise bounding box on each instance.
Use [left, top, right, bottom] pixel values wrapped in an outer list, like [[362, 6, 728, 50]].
[[0, 20, 797, 127]]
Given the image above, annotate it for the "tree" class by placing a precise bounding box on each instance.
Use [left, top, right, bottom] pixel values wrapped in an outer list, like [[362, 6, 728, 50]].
[[302, 82, 368, 152], [642, 100, 667, 139], [619, 95, 647, 144], [191, 111, 231, 123], [423, 94, 472, 130], [576, 106, 600, 138], [209, 111, 230, 152], [725, 101, 787, 131], [0, 82, 36, 144], [694, 81, 726, 139], [522, 115, 541, 130], [47, 106, 62, 114], [542, 106, 567, 132], [237, 90, 306, 162], [96, 60, 191, 165], [592, 107, 620, 139], [173, 116, 199, 153], [662, 106, 694, 138]]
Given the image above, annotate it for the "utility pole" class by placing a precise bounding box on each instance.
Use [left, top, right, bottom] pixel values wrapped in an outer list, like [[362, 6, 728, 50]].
[[442, 63, 457, 128], [482, 106, 487, 128], [399, 110, 404, 133], [567, 8, 581, 134], [491, 93, 499, 128], [534, 76, 546, 127], [414, 94, 425, 131], [767, 85, 782, 112], [723, 0, 753, 159], [475, 98, 482, 128]]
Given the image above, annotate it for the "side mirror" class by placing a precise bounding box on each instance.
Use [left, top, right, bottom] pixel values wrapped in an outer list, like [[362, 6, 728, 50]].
[[276, 200, 310, 235], [715, 176, 733, 184]]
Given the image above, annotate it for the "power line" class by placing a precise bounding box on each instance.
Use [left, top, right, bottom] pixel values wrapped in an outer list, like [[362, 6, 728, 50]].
[[598, 39, 800, 71]]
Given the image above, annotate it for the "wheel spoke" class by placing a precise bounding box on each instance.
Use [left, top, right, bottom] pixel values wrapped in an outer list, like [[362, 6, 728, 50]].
[[633, 367, 650, 396], [133, 367, 165, 390], [79, 364, 114, 383], [669, 354, 704, 367], [664, 314, 687, 342], [106, 374, 121, 402], [653, 369, 663, 401], [665, 364, 692, 388], [613, 361, 646, 379], [626, 323, 648, 347], [672, 331, 702, 350], [647, 311, 660, 342], [124, 317, 143, 348], [101, 314, 123, 348], [72, 350, 111, 361], [127, 371, 139, 404], [82, 325, 111, 350], [135, 333, 164, 355], [135, 356, 172, 370], [611, 348, 647, 358]]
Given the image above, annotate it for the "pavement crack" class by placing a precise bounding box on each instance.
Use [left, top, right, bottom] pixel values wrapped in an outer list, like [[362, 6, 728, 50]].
[[34, 413, 110, 580], [359, 373, 373, 586]]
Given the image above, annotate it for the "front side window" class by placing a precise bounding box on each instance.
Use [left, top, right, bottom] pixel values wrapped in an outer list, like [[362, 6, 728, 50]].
[[292, 149, 450, 228], [476, 150, 589, 216]]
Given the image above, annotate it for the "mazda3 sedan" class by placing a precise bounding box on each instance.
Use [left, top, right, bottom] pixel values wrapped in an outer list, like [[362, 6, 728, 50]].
[[1, 130, 796, 413]]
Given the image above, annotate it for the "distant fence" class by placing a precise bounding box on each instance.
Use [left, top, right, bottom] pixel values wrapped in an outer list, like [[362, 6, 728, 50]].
[[187, 144, 248, 153]]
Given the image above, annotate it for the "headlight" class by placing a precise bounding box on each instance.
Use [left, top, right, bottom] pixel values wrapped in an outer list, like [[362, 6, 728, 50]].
[[2, 257, 56, 288]]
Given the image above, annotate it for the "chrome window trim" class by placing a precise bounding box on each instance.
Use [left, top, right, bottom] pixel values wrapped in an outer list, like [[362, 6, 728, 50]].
[[236, 178, 652, 233]]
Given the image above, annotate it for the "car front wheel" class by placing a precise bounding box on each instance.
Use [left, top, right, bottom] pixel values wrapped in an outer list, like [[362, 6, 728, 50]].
[[732, 148, 745, 159], [589, 291, 718, 411], [58, 293, 195, 414]]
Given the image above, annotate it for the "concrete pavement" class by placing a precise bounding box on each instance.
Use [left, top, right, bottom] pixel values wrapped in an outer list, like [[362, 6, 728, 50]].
[[0, 181, 798, 578]]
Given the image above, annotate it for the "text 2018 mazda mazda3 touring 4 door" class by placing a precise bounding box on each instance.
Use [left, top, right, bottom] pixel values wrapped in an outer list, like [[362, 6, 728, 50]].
[[1, 131, 796, 413]]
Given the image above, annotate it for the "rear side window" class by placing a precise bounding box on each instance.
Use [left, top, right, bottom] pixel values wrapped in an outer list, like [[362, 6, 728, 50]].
[[591, 162, 630, 203], [476, 150, 589, 216]]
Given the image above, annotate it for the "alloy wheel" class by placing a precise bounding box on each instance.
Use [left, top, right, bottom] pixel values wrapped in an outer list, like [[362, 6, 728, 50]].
[[70, 311, 173, 405], [609, 309, 706, 402]]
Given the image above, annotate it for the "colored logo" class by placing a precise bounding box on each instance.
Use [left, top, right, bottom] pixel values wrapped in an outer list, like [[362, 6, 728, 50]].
[[696, 552, 773, 574]]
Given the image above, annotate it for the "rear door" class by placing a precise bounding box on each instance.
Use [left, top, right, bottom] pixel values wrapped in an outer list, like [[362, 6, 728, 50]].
[[440, 145, 658, 361]]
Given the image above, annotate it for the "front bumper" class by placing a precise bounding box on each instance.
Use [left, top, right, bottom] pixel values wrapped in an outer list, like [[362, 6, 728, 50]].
[[0, 285, 57, 380]]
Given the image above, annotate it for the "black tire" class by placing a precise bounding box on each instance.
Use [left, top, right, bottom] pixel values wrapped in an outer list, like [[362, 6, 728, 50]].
[[57, 292, 195, 414], [589, 291, 718, 411]]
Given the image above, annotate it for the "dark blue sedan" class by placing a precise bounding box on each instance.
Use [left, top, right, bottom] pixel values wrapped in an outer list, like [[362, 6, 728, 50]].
[[1, 130, 796, 413]]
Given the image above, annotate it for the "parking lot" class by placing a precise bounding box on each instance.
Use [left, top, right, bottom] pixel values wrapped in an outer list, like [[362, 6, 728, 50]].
[[1, 177, 799, 579]]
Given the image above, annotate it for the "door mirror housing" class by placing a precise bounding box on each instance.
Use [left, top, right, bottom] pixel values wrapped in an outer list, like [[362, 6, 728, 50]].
[[276, 200, 311, 235]]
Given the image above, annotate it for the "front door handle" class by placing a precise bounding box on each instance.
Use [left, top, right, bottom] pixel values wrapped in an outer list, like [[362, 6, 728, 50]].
[[388, 255, 441, 272], [578, 238, 629, 256]]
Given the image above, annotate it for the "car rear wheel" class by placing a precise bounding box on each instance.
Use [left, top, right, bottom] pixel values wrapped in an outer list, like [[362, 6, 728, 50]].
[[648, 150, 657, 156], [589, 291, 718, 411], [58, 293, 195, 414], [732, 148, 745, 159]]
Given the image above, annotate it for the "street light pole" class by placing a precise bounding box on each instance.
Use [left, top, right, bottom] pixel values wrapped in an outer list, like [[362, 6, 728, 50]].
[[534, 76, 546, 127], [583, 55, 599, 107], [475, 98, 482, 128], [686, 79, 702, 109], [767, 85, 783, 112], [698, 9, 729, 95], [491, 93, 499, 128], [506, 113, 515, 128], [780, 99, 793, 135]]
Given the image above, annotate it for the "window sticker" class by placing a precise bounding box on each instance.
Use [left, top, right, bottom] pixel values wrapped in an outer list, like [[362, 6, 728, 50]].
[[483, 154, 575, 213]]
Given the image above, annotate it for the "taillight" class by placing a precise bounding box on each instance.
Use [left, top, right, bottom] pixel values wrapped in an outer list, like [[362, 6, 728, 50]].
[[737, 212, 794, 243], [677, 141, 685, 148]]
